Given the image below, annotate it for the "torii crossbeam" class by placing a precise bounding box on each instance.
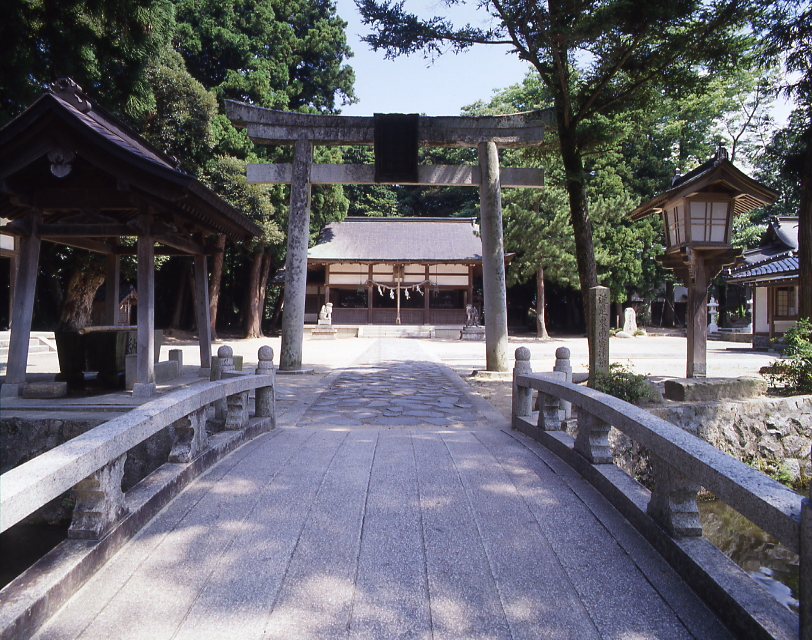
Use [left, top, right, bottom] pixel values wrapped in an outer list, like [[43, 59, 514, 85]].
[[225, 102, 553, 372]]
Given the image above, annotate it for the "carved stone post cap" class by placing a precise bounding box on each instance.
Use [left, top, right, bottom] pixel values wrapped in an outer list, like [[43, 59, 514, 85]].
[[555, 347, 570, 359], [515, 347, 531, 361], [218, 345, 233, 358], [258, 345, 274, 362]]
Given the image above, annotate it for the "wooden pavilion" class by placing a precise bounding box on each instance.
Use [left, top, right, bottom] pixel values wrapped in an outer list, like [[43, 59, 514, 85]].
[[0, 78, 261, 397], [299, 217, 494, 325]]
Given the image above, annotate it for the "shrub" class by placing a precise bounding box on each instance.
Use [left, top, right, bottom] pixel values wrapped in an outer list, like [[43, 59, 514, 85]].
[[760, 318, 812, 395], [592, 363, 653, 404]]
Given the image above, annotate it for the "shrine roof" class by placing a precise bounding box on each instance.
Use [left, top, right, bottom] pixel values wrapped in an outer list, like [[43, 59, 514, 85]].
[[0, 79, 261, 243], [307, 217, 483, 263]]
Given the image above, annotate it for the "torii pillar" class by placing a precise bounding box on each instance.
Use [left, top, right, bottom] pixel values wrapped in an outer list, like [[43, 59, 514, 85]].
[[225, 102, 552, 372]]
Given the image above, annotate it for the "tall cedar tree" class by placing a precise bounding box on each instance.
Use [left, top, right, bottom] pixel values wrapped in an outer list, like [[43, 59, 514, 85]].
[[357, 0, 759, 360]]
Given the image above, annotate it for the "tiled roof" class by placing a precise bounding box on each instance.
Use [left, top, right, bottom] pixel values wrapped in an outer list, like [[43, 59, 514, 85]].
[[307, 217, 483, 262], [726, 252, 798, 283]]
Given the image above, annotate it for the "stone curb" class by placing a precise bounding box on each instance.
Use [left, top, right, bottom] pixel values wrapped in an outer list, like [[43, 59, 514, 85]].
[[0, 417, 274, 640]]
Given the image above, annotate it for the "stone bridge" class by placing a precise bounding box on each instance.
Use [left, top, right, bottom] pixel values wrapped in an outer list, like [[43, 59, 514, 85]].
[[0, 340, 808, 640]]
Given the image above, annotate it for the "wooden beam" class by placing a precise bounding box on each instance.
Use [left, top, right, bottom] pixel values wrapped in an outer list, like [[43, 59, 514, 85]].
[[155, 233, 206, 255], [12, 189, 138, 211], [44, 237, 117, 254], [247, 164, 544, 188], [37, 223, 133, 237]]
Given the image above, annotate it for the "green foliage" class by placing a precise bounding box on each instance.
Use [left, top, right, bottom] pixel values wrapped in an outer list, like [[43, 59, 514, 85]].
[[745, 456, 810, 492], [592, 363, 653, 404], [173, 0, 355, 112], [760, 318, 812, 394], [0, 0, 175, 124]]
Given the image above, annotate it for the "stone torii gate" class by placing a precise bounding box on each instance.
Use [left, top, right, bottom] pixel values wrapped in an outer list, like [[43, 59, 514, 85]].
[[226, 103, 553, 372]]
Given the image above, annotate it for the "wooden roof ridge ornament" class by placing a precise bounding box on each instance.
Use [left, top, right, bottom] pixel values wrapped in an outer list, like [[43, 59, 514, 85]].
[[0, 78, 263, 399], [225, 101, 553, 372], [627, 146, 778, 378]]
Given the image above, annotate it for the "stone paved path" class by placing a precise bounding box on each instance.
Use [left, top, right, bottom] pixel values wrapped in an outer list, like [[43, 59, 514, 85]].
[[31, 340, 733, 640], [295, 340, 498, 429]]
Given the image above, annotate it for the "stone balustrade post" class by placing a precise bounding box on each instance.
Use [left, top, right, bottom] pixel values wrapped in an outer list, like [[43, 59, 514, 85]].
[[225, 389, 250, 430], [554, 347, 572, 420], [573, 409, 613, 464], [169, 406, 208, 463], [213, 346, 235, 422], [255, 346, 276, 427], [647, 453, 702, 537], [801, 445, 812, 640], [68, 453, 128, 540], [537, 371, 565, 431], [512, 347, 533, 429]]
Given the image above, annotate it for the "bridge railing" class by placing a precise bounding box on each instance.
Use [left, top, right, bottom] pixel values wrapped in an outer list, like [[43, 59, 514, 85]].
[[511, 346, 810, 640], [0, 345, 276, 540]]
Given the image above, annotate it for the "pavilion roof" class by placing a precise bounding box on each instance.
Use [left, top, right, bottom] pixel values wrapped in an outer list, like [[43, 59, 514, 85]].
[[724, 217, 799, 285], [0, 79, 261, 248], [307, 217, 484, 263]]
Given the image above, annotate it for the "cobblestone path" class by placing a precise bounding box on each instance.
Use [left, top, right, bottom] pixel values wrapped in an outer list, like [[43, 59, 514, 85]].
[[295, 339, 499, 429]]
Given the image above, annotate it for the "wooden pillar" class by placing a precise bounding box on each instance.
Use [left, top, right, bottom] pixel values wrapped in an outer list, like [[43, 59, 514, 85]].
[[105, 254, 120, 326], [478, 141, 509, 372], [424, 265, 430, 325], [1, 213, 41, 397], [133, 220, 156, 396], [768, 287, 775, 340], [367, 264, 373, 324], [280, 139, 312, 371], [194, 253, 212, 375], [8, 237, 19, 327]]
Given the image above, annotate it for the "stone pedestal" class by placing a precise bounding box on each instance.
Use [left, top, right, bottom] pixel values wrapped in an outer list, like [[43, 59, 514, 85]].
[[460, 326, 485, 341], [311, 326, 338, 340]]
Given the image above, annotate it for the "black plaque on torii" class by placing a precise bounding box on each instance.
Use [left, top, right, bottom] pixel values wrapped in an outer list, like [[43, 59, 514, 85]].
[[374, 113, 419, 184]]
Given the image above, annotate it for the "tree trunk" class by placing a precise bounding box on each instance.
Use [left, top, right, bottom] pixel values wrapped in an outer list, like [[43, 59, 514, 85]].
[[57, 260, 106, 331], [556, 113, 599, 350], [169, 261, 188, 330], [798, 122, 812, 320], [208, 235, 226, 339], [664, 281, 675, 327], [536, 265, 549, 339], [244, 252, 265, 338], [258, 254, 272, 333], [270, 290, 284, 331]]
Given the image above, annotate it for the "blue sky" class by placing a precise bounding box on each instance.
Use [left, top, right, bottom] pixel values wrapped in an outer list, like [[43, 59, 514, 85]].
[[333, 0, 796, 127], [334, 0, 532, 116]]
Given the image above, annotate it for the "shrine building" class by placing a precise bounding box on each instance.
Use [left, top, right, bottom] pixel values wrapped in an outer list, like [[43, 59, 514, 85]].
[[292, 216, 498, 326]]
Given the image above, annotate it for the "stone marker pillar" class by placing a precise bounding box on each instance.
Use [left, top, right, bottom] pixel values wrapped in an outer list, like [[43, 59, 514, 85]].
[[105, 254, 120, 326], [133, 222, 156, 397], [194, 253, 212, 376], [588, 286, 610, 387], [478, 140, 508, 372], [1, 214, 41, 398], [686, 255, 708, 378], [280, 139, 313, 371]]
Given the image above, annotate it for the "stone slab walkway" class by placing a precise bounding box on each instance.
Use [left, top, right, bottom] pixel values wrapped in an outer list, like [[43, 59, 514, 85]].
[[31, 339, 733, 640], [293, 340, 505, 429]]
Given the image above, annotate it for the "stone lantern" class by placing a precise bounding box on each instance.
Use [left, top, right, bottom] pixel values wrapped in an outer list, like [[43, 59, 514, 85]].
[[628, 147, 777, 377]]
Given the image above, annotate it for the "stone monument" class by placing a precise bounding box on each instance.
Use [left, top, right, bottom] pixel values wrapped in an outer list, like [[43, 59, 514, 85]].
[[588, 286, 610, 387], [312, 302, 338, 339]]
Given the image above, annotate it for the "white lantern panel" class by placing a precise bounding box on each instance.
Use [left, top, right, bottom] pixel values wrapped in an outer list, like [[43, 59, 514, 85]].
[[666, 204, 685, 245], [690, 200, 729, 243]]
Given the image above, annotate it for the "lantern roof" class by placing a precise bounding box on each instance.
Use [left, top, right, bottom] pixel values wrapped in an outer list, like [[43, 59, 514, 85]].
[[628, 148, 778, 222]]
